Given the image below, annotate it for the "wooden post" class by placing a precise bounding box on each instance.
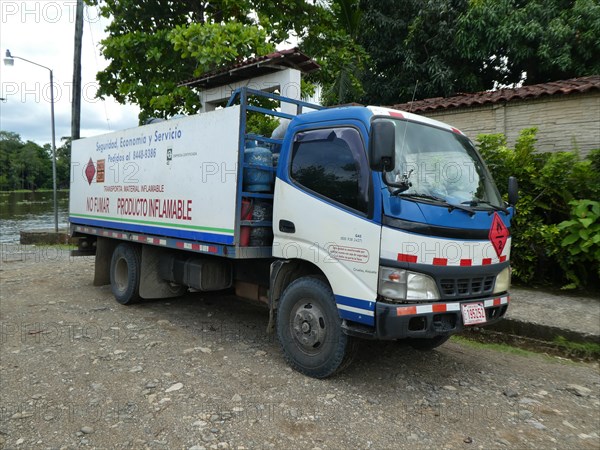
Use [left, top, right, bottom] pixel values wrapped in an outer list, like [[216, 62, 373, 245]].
[[71, 0, 84, 141]]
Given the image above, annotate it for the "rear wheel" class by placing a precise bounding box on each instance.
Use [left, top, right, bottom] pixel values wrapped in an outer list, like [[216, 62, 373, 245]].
[[110, 243, 141, 305], [276, 276, 355, 378], [408, 335, 450, 351]]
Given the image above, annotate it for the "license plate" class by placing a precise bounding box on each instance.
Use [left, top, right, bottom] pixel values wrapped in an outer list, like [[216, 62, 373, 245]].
[[461, 303, 486, 326]]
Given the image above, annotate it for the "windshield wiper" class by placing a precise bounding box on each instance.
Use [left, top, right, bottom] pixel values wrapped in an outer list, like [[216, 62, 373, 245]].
[[461, 199, 509, 215], [400, 193, 475, 216]]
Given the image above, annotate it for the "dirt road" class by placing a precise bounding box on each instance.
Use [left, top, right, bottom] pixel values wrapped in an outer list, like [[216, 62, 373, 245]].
[[1, 245, 599, 449]]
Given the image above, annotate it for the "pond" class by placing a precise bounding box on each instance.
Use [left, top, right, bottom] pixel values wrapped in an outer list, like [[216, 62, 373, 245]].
[[0, 191, 70, 243]]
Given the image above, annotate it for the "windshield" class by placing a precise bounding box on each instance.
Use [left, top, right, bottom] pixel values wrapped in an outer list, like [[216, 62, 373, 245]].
[[379, 118, 504, 209]]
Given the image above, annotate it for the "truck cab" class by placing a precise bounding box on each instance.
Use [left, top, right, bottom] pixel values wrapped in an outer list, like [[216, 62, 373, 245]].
[[270, 104, 515, 377]]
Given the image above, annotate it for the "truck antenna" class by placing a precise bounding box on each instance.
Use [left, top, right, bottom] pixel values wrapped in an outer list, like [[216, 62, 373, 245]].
[[395, 80, 419, 190], [409, 80, 418, 112]]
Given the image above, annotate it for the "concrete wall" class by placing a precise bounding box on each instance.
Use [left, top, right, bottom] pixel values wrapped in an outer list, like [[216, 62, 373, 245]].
[[421, 91, 600, 157]]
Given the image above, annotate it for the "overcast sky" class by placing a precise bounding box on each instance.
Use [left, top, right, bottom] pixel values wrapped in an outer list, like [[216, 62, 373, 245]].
[[0, 1, 140, 146]]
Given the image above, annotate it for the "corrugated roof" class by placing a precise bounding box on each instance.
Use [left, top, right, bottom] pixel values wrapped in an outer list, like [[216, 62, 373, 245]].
[[179, 47, 319, 89], [391, 75, 600, 113]]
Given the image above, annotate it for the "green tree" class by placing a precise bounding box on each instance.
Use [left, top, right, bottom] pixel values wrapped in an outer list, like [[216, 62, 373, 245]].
[[0, 132, 52, 191], [359, 0, 480, 105], [17, 143, 52, 190], [358, 0, 600, 105], [0, 131, 23, 190], [456, 0, 600, 87], [302, 0, 370, 105], [56, 137, 72, 189], [92, 0, 599, 114], [93, 0, 315, 122]]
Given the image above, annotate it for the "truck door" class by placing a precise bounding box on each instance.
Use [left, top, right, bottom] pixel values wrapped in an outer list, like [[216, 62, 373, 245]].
[[273, 125, 381, 326]]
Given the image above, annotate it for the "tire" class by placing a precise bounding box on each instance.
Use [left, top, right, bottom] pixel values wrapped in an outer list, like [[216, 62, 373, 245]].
[[110, 243, 141, 305], [276, 276, 355, 378], [408, 335, 451, 351]]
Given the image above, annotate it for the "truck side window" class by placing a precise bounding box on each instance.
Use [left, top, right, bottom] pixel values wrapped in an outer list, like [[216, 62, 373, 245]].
[[291, 127, 369, 214]]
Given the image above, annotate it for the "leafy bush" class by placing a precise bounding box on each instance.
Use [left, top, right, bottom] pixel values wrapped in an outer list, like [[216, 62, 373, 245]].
[[557, 200, 600, 288], [477, 128, 600, 289]]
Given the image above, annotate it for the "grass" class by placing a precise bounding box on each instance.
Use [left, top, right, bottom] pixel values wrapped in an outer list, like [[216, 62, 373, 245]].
[[453, 331, 599, 364], [553, 336, 600, 359], [41, 243, 77, 250], [6, 243, 77, 251], [451, 335, 544, 358], [22, 243, 77, 250]]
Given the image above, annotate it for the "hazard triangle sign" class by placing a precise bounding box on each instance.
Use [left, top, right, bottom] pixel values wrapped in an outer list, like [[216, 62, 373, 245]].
[[85, 158, 96, 185], [489, 212, 509, 258]]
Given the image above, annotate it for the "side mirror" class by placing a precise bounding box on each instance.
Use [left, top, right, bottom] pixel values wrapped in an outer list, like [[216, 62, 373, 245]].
[[369, 121, 395, 171], [508, 176, 519, 205]]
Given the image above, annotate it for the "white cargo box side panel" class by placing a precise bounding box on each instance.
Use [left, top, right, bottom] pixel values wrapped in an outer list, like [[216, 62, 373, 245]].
[[70, 105, 241, 245]]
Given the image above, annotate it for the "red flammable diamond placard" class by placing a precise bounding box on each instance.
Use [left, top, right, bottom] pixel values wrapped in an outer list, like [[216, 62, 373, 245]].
[[489, 212, 509, 257], [85, 158, 96, 185]]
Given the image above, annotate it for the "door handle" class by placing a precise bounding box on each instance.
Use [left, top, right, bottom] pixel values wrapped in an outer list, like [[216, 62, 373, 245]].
[[279, 220, 295, 233]]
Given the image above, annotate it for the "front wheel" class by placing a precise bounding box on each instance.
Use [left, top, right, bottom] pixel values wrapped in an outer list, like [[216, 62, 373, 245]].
[[110, 243, 141, 305], [276, 277, 355, 378]]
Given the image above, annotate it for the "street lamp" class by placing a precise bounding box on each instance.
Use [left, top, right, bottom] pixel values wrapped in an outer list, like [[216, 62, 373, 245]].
[[4, 49, 58, 232]]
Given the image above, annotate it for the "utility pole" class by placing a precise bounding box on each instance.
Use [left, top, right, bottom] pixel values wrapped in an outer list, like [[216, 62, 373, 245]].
[[71, 0, 84, 141]]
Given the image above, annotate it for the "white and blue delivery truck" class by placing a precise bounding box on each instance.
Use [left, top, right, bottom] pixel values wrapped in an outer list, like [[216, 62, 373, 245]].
[[69, 88, 518, 378]]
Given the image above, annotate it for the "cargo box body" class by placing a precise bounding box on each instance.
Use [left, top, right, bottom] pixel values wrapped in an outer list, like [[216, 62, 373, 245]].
[[70, 106, 242, 246]]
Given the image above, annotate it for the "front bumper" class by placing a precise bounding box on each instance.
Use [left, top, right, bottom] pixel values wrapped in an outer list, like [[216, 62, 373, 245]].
[[375, 295, 509, 339]]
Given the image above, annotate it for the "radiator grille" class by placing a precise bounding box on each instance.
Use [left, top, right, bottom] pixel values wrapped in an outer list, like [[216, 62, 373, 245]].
[[439, 276, 495, 298]]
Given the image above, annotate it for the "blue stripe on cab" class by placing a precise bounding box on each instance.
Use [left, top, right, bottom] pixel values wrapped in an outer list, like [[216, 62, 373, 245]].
[[335, 294, 376, 326], [338, 307, 375, 326], [335, 294, 375, 311]]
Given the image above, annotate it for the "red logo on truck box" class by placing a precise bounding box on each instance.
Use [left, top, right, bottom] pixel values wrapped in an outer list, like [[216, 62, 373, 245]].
[[85, 158, 96, 185]]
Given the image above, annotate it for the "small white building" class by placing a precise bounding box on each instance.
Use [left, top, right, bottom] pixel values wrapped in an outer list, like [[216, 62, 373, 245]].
[[179, 47, 320, 116]]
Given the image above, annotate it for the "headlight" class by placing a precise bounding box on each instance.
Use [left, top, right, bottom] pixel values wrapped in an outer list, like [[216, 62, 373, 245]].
[[493, 267, 511, 294], [378, 267, 440, 301]]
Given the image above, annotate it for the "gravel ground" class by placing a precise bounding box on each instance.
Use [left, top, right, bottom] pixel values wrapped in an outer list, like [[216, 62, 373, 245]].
[[1, 245, 599, 450]]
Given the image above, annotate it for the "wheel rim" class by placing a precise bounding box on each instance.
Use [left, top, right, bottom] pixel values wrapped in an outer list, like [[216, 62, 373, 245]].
[[114, 257, 129, 293], [290, 300, 327, 355]]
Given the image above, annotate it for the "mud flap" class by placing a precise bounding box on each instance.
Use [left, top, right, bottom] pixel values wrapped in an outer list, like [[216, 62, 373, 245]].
[[94, 237, 118, 286], [139, 245, 186, 299]]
